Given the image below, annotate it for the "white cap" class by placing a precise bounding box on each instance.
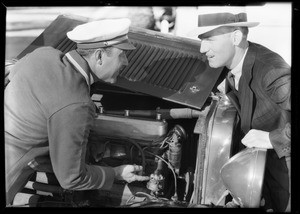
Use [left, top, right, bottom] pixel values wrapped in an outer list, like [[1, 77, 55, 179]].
[[67, 18, 136, 50]]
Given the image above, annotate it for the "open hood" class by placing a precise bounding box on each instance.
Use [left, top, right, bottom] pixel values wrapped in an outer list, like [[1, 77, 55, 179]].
[[17, 14, 223, 110]]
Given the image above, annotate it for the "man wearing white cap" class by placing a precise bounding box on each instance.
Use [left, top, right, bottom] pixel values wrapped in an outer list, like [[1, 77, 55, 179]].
[[191, 12, 290, 211], [5, 18, 149, 206]]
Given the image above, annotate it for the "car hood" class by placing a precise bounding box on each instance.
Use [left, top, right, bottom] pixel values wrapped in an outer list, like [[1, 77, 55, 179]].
[[17, 14, 223, 110]]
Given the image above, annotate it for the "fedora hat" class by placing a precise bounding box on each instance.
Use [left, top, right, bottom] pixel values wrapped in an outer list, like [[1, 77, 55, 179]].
[[189, 12, 259, 38]]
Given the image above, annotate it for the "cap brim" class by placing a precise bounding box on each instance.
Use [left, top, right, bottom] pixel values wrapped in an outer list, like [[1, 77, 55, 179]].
[[188, 22, 260, 38], [112, 42, 136, 50]]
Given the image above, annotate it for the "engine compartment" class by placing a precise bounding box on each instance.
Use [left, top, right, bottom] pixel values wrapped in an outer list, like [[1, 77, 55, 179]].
[[12, 82, 239, 208], [83, 85, 201, 207]]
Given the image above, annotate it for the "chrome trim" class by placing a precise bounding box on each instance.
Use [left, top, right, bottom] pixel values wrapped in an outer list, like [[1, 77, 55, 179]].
[[201, 94, 237, 205]]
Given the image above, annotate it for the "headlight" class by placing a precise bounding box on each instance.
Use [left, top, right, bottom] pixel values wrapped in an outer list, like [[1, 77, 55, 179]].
[[220, 147, 267, 208]]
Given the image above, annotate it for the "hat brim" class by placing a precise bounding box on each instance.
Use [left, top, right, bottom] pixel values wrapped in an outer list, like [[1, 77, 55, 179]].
[[188, 22, 260, 38], [112, 42, 136, 50]]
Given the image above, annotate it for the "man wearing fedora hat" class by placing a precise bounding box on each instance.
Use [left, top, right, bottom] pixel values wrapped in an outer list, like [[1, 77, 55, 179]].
[[191, 12, 291, 211], [5, 18, 150, 206]]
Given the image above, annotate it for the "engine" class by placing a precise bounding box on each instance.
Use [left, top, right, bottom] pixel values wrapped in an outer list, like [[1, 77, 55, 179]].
[[83, 94, 198, 208]]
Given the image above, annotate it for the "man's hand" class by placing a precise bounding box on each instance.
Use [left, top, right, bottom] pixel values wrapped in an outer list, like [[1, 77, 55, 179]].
[[241, 129, 273, 149], [113, 165, 150, 183]]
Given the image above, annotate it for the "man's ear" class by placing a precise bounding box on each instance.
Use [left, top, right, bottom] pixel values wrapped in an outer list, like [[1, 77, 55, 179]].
[[94, 49, 103, 65], [231, 30, 243, 46]]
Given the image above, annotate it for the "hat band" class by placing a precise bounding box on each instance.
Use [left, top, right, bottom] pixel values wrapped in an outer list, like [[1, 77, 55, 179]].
[[77, 35, 128, 49], [198, 12, 247, 27]]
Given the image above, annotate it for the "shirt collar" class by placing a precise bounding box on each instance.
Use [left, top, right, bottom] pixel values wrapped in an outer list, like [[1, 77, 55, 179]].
[[230, 47, 248, 90], [231, 47, 249, 77]]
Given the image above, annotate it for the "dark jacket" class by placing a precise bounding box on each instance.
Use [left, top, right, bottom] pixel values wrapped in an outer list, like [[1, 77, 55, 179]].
[[225, 42, 291, 211]]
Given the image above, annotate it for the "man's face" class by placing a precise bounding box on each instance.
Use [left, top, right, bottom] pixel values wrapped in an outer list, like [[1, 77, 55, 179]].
[[199, 28, 235, 69], [95, 48, 128, 83]]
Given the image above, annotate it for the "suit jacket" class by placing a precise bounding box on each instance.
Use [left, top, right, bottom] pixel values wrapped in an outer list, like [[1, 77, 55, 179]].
[[225, 42, 291, 211], [225, 42, 291, 159]]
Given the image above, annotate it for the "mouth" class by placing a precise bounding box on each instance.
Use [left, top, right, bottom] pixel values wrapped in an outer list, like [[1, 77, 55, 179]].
[[207, 55, 214, 60]]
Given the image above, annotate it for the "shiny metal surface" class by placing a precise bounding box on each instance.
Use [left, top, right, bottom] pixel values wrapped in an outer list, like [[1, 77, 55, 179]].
[[191, 94, 237, 205], [220, 147, 267, 208], [92, 113, 168, 142], [200, 95, 238, 205]]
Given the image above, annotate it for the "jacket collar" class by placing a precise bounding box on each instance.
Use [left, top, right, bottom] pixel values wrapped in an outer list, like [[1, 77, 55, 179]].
[[65, 50, 94, 91], [241, 41, 256, 87]]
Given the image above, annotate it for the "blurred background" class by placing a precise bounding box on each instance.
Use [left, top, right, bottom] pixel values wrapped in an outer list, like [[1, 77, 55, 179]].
[[5, 3, 291, 65]]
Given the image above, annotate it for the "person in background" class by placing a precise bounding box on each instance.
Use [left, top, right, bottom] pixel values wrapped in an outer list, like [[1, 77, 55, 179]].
[[191, 12, 290, 212], [5, 18, 150, 206]]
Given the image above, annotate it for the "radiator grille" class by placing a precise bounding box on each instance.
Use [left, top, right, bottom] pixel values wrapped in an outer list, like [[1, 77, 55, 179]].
[[115, 29, 223, 109], [120, 41, 203, 92]]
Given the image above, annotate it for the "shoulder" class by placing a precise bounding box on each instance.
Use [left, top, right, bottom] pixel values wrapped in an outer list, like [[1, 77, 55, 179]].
[[249, 42, 289, 69], [248, 42, 290, 78], [24, 47, 64, 61], [32, 46, 61, 54], [248, 44, 290, 91]]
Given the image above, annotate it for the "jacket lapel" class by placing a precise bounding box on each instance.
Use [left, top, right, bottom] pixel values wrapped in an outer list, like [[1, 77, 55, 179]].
[[239, 42, 256, 133], [224, 66, 241, 115], [225, 79, 241, 115]]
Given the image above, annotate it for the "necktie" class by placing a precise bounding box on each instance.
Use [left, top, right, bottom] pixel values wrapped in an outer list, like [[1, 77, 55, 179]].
[[227, 71, 236, 90]]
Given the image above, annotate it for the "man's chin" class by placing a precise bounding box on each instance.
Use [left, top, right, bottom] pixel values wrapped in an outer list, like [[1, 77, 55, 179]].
[[208, 63, 220, 69]]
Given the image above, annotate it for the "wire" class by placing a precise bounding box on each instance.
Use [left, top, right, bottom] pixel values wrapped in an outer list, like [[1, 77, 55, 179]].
[[125, 191, 172, 206], [125, 195, 136, 205], [104, 137, 146, 174], [216, 189, 230, 206], [129, 145, 135, 163], [123, 200, 151, 207], [135, 191, 156, 199], [149, 134, 168, 147], [126, 139, 146, 174], [159, 137, 168, 148], [125, 191, 155, 205], [143, 150, 177, 200]]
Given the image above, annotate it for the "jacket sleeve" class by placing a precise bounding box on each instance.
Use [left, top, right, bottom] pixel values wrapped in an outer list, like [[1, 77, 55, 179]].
[[47, 102, 115, 190], [263, 66, 291, 158], [5, 58, 19, 88]]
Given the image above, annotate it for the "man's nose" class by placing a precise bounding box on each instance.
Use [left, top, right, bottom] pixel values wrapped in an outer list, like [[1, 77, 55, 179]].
[[199, 41, 208, 54]]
